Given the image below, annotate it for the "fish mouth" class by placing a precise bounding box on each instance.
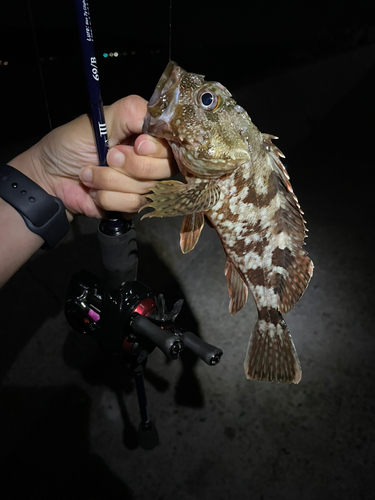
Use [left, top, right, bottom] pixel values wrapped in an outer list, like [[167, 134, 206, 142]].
[[143, 61, 182, 138]]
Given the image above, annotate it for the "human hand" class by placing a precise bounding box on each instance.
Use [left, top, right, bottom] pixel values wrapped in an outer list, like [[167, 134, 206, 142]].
[[9, 95, 176, 220]]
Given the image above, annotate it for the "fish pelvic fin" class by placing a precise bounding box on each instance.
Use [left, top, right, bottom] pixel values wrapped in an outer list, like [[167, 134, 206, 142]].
[[180, 212, 205, 254], [225, 259, 248, 314], [244, 307, 302, 384], [140, 178, 220, 219]]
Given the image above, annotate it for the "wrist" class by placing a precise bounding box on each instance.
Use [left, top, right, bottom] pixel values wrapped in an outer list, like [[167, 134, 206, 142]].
[[8, 146, 55, 197], [0, 197, 44, 288], [8, 146, 73, 222], [0, 163, 70, 248]]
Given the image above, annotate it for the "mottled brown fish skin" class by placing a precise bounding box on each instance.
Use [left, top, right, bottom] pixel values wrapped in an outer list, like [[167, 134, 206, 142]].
[[142, 61, 313, 384], [206, 126, 312, 383]]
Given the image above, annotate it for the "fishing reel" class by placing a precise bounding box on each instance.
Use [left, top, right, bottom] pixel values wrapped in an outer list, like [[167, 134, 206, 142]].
[[65, 269, 223, 367], [64, 221, 223, 449]]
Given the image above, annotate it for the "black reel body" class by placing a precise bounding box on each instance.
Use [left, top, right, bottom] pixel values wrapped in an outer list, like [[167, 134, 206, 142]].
[[65, 270, 223, 366], [66, 269, 222, 450]]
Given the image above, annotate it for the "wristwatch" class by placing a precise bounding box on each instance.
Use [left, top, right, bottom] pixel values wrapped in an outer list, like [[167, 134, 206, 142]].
[[0, 164, 70, 248]]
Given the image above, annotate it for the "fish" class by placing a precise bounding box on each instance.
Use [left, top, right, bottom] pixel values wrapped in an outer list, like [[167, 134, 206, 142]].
[[141, 61, 313, 383]]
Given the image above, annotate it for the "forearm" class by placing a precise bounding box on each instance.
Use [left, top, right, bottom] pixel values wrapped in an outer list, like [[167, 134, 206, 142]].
[[0, 197, 44, 288], [0, 150, 69, 289]]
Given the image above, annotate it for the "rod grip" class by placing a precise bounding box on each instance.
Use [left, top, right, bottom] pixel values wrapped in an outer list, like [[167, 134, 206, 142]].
[[97, 222, 138, 287]]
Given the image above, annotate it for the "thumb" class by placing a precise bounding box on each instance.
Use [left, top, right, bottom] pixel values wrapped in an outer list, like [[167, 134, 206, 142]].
[[104, 95, 148, 146]]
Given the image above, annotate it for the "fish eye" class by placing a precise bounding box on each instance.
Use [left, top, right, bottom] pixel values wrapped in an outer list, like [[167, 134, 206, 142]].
[[199, 91, 219, 111]]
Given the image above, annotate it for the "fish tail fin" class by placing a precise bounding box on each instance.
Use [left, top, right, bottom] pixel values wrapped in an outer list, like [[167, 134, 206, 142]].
[[244, 308, 302, 384]]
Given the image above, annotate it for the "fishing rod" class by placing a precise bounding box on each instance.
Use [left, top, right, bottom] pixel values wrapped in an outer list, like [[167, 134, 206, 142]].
[[74, 0, 137, 288], [69, 0, 223, 449]]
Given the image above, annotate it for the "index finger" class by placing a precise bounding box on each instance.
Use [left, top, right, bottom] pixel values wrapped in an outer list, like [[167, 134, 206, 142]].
[[108, 144, 177, 180], [134, 134, 173, 159]]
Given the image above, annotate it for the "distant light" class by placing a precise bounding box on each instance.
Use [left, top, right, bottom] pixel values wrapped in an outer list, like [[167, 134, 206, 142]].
[[103, 52, 108, 58], [4, 61, 8, 66], [123, 51, 127, 56], [131, 50, 135, 55], [114, 52, 118, 57], [109, 52, 113, 57], [155, 49, 160, 54]]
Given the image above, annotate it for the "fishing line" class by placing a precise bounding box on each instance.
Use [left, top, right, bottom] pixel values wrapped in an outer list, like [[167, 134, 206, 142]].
[[26, 0, 82, 272], [26, 0, 53, 133], [169, 0, 173, 61]]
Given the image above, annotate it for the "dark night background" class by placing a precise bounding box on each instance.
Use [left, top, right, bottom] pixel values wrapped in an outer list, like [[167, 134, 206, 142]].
[[1, 1, 375, 499], [1, 0, 373, 144]]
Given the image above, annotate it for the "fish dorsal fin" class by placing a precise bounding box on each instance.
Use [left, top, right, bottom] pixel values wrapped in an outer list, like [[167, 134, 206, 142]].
[[262, 133, 314, 313], [262, 133, 292, 190], [180, 213, 205, 254], [225, 259, 248, 315]]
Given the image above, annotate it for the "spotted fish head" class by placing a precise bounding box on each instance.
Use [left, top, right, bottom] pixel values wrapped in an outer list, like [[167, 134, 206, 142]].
[[143, 61, 251, 178]]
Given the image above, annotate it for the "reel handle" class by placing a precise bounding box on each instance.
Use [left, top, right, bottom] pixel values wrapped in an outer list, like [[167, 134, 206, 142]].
[[181, 331, 223, 365], [131, 314, 184, 360]]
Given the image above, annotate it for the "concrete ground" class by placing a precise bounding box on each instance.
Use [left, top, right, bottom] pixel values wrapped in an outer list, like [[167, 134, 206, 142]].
[[1, 44, 375, 499]]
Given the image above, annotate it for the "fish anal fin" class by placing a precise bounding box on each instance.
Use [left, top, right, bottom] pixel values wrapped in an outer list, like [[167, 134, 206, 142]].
[[244, 308, 302, 384], [180, 212, 204, 254], [140, 178, 220, 219], [225, 260, 248, 315]]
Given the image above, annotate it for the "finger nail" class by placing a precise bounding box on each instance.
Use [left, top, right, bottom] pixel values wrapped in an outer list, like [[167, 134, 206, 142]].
[[108, 149, 125, 167], [138, 139, 157, 156], [80, 167, 93, 183]]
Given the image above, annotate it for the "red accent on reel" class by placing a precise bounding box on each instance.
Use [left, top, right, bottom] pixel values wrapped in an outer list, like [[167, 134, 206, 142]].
[[122, 298, 157, 352], [133, 298, 156, 317], [122, 336, 135, 353]]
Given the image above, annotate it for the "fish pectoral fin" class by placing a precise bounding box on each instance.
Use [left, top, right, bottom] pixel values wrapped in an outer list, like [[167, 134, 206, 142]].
[[180, 213, 205, 254], [140, 178, 221, 219], [244, 309, 302, 384], [225, 260, 248, 315]]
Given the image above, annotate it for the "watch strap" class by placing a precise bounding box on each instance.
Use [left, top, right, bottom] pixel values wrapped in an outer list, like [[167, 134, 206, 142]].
[[0, 164, 70, 248]]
